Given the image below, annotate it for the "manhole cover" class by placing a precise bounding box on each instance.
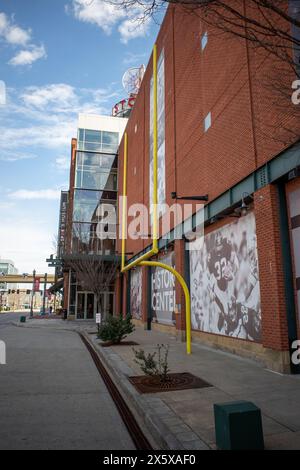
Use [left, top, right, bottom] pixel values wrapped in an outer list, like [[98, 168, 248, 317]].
[[129, 372, 212, 394]]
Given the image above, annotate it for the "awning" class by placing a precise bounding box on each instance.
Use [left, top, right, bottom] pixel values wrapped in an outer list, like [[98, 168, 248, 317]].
[[48, 278, 64, 294]]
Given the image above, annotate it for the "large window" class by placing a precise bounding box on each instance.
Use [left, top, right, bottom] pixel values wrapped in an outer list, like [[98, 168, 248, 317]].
[[77, 129, 119, 153], [73, 189, 116, 223], [75, 152, 117, 191], [71, 222, 116, 255]]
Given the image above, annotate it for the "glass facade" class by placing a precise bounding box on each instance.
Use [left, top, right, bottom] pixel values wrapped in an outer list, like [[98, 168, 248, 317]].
[[75, 152, 117, 191], [72, 127, 119, 255], [77, 128, 119, 154]]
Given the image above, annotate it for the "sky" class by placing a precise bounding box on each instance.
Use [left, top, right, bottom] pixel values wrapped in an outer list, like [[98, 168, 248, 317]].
[[0, 0, 162, 275]]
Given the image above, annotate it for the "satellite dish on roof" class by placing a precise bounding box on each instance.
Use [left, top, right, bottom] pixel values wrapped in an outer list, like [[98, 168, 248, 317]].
[[122, 65, 145, 96]]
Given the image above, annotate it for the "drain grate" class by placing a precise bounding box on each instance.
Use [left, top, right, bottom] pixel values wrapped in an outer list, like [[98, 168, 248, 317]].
[[129, 372, 213, 394]]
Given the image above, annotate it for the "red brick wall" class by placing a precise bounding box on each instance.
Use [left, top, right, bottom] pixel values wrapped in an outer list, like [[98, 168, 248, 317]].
[[117, 3, 298, 354], [117, 4, 298, 258], [254, 185, 289, 351]]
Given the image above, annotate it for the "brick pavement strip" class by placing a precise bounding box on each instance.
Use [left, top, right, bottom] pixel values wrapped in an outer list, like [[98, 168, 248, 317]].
[[83, 332, 210, 451]]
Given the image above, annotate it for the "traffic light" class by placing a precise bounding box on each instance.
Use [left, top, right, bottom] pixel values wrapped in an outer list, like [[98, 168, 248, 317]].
[[17, 289, 20, 294], [8, 289, 11, 294], [26, 289, 31, 295]]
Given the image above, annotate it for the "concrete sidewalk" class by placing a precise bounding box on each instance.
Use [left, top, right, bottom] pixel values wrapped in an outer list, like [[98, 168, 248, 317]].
[[88, 326, 300, 450], [0, 325, 135, 450]]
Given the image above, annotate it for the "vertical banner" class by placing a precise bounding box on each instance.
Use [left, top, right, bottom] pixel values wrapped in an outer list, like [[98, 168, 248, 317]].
[[288, 187, 300, 321], [150, 49, 166, 219], [34, 278, 40, 292], [151, 252, 176, 325], [189, 213, 262, 342], [130, 267, 142, 320]]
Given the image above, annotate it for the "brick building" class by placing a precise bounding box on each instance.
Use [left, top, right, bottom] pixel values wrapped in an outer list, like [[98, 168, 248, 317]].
[[115, 5, 300, 373]]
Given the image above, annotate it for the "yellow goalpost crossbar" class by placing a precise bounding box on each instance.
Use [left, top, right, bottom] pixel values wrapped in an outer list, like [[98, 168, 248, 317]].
[[120, 44, 192, 355]]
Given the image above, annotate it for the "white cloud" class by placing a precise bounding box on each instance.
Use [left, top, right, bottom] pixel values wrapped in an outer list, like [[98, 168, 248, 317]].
[[21, 83, 77, 110], [122, 51, 147, 66], [0, 82, 121, 163], [0, 12, 31, 46], [55, 156, 70, 171], [0, 12, 8, 35], [9, 44, 46, 66], [118, 17, 150, 44], [8, 189, 61, 200], [5, 25, 31, 45], [0, 150, 38, 162], [0, 118, 76, 151], [0, 11, 46, 66], [71, 0, 125, 34], [69, 0, 149, 43]]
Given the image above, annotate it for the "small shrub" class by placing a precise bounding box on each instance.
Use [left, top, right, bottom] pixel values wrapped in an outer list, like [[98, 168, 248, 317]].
[[97, 314, 135, 344], [133, 344, 170, 383]]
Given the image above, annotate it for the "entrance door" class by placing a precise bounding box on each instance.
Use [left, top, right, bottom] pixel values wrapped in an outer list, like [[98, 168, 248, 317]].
[[76, 292, 95, 320], [98, 292, 115, 319]]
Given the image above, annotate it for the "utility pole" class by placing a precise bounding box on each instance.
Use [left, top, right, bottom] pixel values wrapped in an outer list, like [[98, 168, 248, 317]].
[[30, 269, 36, 318], [42, 273, 47, 315]]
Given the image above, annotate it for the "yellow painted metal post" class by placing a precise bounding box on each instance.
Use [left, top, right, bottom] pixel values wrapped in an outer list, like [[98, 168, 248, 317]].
[[152, 44, 158, 251], [120, 45, 192, 355], [121, 132, 128, 271], [140, 261, 192, 355]]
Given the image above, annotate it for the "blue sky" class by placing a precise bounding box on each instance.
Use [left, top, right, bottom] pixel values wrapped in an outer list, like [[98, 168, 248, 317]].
[[0, 0, 161, 274]]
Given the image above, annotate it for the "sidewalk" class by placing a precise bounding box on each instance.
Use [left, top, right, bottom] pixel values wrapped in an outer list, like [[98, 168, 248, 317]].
[[16, 317, 300, 449], [87, 326, 300, 450]]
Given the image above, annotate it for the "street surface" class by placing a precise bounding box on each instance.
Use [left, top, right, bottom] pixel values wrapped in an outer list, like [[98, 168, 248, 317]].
[[0, 311, 28, 329], [0, 313, 135, 450]]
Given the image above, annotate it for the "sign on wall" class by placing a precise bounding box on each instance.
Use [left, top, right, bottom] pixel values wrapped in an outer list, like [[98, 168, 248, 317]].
[[151, 252, 176, 326], [189, 212, 262, 342], [130, 267, 142, 320], [150, 49, 166, 219], [57, 191, 68, 258], [112, 95, 136, 117]]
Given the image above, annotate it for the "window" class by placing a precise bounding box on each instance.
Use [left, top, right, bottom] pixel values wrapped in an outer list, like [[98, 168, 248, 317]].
[[75, 152, 117, 190], [71, 222, 116, 255], [77, 129, 119, 153], [201, 32, 208, 51], [73, 189, 116, 223], [204, 112, 212, 132]]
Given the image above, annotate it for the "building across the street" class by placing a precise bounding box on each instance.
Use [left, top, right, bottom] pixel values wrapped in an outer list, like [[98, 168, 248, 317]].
[[0, 258, 18, 291], [0, 288, 43, 311]]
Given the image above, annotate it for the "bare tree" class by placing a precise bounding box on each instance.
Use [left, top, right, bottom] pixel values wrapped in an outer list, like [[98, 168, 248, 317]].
[[111, 0, 300, 64], [66, 256, 119, 319], [109, 0, 300, 146]]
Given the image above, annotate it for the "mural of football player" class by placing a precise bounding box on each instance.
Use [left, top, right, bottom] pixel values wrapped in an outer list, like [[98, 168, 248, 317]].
[[190, 212, 262, 342]]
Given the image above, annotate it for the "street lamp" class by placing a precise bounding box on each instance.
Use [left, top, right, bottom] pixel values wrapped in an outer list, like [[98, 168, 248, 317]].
[[234, 192, 254, 217]]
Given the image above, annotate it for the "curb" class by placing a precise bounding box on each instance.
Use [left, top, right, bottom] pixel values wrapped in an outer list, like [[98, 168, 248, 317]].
[[83, 332, 209, 451]]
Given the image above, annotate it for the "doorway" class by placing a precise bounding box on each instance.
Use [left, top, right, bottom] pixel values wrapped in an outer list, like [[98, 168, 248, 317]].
[[98, 292, 115, 319], [76, 292, 96, 320]]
